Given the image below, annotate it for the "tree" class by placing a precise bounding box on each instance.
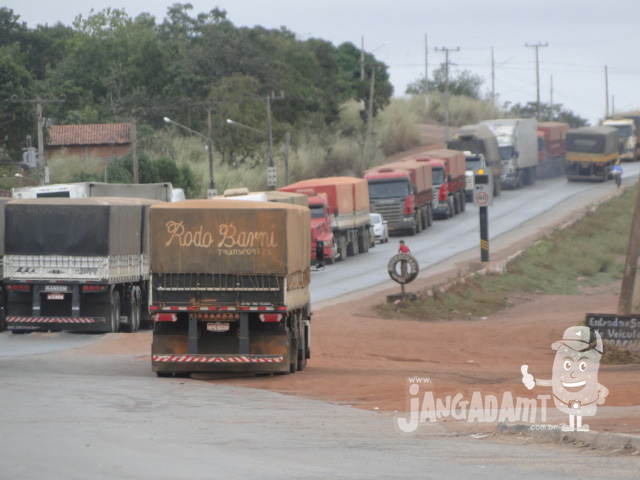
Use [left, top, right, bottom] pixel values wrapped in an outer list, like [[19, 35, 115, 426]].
[[406, 63, 484, 100], [504, 102, 588, 128]]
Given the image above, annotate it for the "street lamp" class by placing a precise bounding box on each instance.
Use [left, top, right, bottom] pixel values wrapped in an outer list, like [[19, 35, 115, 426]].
[[163, 116, 216, 197], [226, 119, 278, 189]]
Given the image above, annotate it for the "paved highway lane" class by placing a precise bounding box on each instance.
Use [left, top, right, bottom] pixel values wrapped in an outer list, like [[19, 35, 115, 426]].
[[1, 351, 638, 480], [310, 165, 640, 304]]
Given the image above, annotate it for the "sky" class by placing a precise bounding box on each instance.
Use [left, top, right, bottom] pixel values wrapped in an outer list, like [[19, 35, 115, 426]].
[[5, 0, 640, 126]]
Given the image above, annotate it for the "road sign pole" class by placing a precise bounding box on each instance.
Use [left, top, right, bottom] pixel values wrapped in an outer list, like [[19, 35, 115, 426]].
[[480, 206, 489, 262]]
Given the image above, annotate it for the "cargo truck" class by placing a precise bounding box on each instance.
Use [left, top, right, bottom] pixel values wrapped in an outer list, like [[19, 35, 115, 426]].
[[565, 126, 619, 182], [278, 177, 372, 263], [603, 117, 637, 162], [447, 125, 502, 196], [149, 199, 311, 376], [537, 122, 570, 178], [481, 118, 538, 189], [12, 182, 184, 202], [417, 149, 466, 219], [3, 197, 160, 333], [607, 111, 640, 159], [364, 159, 433, 236], [464, 152, 493, 202]]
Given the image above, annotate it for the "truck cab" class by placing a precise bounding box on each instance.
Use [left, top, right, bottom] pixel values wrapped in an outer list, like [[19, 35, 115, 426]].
[[364, 168, 415, 234], [306, 192, 338, 264], [464, 152, 492, 201], [603, 118, 637, 162]]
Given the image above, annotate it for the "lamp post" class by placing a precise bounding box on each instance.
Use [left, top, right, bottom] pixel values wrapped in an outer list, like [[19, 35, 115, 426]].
[[163, 116, 216, 197], [226, 119, 278, 189]]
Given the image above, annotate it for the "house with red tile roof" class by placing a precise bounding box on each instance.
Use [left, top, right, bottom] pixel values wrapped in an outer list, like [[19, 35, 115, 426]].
[[47, 123, 133, 160]]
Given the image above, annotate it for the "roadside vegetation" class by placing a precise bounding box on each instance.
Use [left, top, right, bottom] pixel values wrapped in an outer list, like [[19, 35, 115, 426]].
[[377, 186, 636, 321]]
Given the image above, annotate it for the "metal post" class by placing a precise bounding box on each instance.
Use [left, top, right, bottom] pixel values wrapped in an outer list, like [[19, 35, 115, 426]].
[[285, 131, 290, 186], [207, 109, 216, 195], [480, 206, 489, 262], [36, 102, 45, 185], [618, 173, 640, 314]]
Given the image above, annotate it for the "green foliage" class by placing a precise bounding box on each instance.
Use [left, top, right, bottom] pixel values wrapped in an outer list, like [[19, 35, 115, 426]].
[[504, 101, 588, 127], [424, 92, 503, 127], [406, 63, 484, 100]]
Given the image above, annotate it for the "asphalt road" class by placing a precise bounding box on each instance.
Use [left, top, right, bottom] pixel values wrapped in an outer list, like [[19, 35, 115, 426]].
[[1, 170, 639, 478], [310, 165, 640, 303]]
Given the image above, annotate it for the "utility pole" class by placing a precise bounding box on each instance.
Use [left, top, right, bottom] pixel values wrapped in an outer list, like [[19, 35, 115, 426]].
[[435, 46, 459, 142], [491, 47, 495, 106], [424, 33, 429, 92], [549, 75, 554, 121], [131, 119, 138, 184], [207, 108, 215, 194], [11, 94, 66, 185], [363, 64, 377, 167], [605, 65, 610, 118], [360, 36, 365, 80], [260, 91, 284, 189], [525, 42, 548, 121], [285, 131, 290, 186]]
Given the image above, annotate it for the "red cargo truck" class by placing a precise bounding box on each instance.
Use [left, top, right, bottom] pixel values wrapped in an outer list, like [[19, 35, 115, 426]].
[[417, 149, 466, 219], [364, 158, 433, 236], [279, 177, 372, 263], [537, 122, 570, 178]]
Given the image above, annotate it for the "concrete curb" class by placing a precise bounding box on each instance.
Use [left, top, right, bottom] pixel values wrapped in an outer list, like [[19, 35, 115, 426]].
[[496, 422, 640, 453]]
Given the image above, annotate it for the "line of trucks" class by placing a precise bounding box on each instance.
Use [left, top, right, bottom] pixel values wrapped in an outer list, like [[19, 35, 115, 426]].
[[0, 116, 602, 378]]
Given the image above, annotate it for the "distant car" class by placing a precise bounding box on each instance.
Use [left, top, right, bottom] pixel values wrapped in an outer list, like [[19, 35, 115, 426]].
[[370, 213, 389, 243]]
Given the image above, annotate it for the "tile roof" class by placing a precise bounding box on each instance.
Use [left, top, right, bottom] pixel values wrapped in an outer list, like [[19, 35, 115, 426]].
[[48, 123, 132, 146]]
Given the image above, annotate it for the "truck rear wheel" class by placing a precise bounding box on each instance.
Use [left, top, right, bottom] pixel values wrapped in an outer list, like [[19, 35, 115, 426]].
[[110, 291, 121, 333], [416, 212, 423, 233], [460, 192, 466, 211], [289, 334, 299, 373], [124, 287, 141, 333], [427, 206, 433, 226]]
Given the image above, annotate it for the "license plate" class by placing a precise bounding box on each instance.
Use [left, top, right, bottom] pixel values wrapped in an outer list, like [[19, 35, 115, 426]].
[[207, 322, 230, 332], [47, 293, 65, 300], [45, 285, 68, 292]]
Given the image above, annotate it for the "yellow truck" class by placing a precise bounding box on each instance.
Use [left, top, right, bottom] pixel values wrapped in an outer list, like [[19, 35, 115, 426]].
[[565, 126, 619, 182]]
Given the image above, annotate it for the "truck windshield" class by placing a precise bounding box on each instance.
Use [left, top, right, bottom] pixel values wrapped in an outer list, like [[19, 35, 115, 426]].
[[432, 167, 445, 185], [465, 158, 482, 171], [612, 125, 632, 138], [498, 146, 513, 161], [367, 180, 410, 199], [309, 205, 325, 219]]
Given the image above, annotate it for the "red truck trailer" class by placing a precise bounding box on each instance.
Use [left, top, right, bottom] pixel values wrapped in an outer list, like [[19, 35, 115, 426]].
[[364, 158, 433, 236], [416, 149, 466, 219], [537, 122, 570, 178], [279, 177, 372, 263]]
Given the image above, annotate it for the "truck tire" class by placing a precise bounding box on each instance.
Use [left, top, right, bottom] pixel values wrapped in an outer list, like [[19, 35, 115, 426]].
[[337, 238, 347, 261], [427, 205, 433, 227], [358, 229, 369, 253], [110, 291, 121, 333], [297, 315, 307, 371], [460, 192, 466, 211], [453, 195, 460, 215], [124, 287, 141, 333], [416, 212, 423, 233], [347, 233, 359, 256], [289, 333, 298, 374]]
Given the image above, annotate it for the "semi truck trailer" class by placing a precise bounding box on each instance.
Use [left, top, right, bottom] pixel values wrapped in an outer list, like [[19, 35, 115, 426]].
[[149, 199, 311, 376]]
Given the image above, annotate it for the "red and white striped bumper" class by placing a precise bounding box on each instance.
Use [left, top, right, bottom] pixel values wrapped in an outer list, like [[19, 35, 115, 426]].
[[153, 354, 284, 363], [7, 316, 96, 324]]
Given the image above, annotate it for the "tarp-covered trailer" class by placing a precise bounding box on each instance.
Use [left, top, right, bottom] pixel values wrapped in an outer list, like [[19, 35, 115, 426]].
[[149, 199, 311, 376], [3, 197, 160, 333]]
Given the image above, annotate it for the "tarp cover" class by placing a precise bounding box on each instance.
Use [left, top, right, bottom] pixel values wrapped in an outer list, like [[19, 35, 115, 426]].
[[5, 198, 143, 256], [149, 199, 310, 275]]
